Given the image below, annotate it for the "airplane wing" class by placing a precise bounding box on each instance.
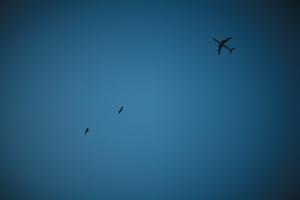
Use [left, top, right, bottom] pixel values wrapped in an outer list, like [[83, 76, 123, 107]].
[[118, 107, 123, 114], [213, 38, 220, 44], [223, 45, 231, 50], [222, 37, 232, 43]]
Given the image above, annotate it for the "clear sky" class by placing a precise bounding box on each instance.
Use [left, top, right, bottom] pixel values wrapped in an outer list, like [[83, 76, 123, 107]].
[[1, 1, 299, 199]]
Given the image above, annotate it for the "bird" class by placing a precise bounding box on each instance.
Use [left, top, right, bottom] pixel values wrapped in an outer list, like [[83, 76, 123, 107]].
[[118, 106, 124, 114], [84, 128, 89, 135]]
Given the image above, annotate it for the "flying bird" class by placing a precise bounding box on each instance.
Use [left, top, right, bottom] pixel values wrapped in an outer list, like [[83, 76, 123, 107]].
[[118, 106, 124, 114], [213, 37, 235, 55], [84, 128, 89, 135]]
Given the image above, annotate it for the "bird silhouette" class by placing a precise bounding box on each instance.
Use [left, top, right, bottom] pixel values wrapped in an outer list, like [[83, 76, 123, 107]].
[[118, 106, 124, 114], [84, 128, 89, 135]]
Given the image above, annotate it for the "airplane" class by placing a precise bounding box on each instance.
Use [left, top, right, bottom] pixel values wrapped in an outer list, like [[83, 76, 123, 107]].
[[118, 106, 124, 114], [213, 37, 235, 55], [84, 128, 89, 135]]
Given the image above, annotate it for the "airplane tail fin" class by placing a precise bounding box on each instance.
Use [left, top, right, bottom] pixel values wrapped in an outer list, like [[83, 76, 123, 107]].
[[230, 48, 235, 54]]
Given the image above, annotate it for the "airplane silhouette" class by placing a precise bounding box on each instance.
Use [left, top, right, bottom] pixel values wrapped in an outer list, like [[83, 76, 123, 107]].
[[118, 106, 124, 114], [84, 128, 89, 135], [213, 37, 235, 55]]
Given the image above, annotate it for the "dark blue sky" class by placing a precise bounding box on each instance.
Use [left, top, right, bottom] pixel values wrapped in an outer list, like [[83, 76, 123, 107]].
[[1, 1, 299, 199]]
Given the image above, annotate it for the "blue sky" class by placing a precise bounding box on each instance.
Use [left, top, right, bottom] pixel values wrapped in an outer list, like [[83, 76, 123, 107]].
[[1, 1, 299, 199]]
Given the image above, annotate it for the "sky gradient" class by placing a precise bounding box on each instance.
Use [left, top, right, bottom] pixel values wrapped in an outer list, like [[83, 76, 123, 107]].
[[1, 1, 300, 199]]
